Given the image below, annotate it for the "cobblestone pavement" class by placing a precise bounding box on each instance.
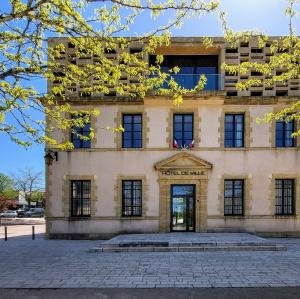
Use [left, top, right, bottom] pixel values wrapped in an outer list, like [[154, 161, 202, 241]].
[[1, 230, 300, 288]]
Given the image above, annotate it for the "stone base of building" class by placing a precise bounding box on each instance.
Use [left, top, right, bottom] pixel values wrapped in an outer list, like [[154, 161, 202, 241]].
[[45, 233, 117, 240]]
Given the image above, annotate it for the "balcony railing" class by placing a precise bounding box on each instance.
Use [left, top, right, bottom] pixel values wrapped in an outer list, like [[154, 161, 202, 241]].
[[150, 74, 224, 91]]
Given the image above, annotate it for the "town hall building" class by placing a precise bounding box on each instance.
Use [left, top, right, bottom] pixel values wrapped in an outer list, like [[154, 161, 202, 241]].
[[45, 37, 300, 239]]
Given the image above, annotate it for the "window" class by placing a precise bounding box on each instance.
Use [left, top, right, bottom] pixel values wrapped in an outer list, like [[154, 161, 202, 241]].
[[71, 180, 91, 217], [224, 180, 244, 216], [122, 180, 142, 216], [173, 114, 194, 148], [275, 179, 295, 215], [71, 115, 91, 148], [122, 114, 142, 148], [276, 120, 295, 147], [225, 114, 244, 148]]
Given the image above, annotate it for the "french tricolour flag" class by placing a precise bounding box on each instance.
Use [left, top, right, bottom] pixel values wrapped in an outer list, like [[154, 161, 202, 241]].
[[173, 138, 179, 149]]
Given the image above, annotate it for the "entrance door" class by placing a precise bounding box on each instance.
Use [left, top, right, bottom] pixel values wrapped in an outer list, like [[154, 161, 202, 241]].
[[171, 185, 195, 231]]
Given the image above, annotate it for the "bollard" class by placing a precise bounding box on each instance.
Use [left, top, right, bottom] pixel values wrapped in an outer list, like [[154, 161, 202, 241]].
[[4, 226, 7, 241], [32, 225, 35, 240]]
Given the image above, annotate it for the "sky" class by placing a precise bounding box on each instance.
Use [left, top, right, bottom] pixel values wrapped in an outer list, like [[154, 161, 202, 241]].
[[0, 0, 299, 182]]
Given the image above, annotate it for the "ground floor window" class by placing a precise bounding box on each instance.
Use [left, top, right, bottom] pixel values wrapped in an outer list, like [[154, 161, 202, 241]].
[[122, 180, 142, 216], [70, 180, 91, 217], [224, 179, 244, 216], [275, 179, 295, 215]]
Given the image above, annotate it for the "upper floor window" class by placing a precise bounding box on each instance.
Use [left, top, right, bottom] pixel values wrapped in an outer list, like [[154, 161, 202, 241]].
[[275, 179, 295, 216], [122, 114, 142, 148], [122, 180, 142, 216], [224, 179, 244, 216], [149, 55, 220, 90], [71, 180, 91, 217], [71, 115, 91, 149], [276, 120, 295, 147], [173, 114, 194, 148], [225, 114, 244, 148]]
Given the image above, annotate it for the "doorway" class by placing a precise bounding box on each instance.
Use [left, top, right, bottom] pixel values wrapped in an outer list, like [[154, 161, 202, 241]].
[[170, 184, 195, 232]]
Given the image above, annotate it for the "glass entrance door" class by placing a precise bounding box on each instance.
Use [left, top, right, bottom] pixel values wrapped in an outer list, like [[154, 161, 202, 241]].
[[171, 185, 195, 232]]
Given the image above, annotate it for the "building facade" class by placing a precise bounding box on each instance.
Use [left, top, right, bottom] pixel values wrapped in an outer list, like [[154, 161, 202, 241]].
[[46, 37, 300, 239]]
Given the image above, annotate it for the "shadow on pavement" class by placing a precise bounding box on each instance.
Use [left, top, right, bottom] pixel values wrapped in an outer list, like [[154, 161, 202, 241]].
[[1, 288, 300, 299]]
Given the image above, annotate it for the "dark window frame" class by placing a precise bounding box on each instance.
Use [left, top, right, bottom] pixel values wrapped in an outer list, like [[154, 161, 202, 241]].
[[224, 113, 245, 148], [173, 113, 194, 148], [122, 180, 142, 217], [70, 180, 91, 217], [275, 119, 296, 148], [71, 115, 91, 149], [122, 114, 143, 148], [275, 179, 295, 216], [224, 179, 244, 216]]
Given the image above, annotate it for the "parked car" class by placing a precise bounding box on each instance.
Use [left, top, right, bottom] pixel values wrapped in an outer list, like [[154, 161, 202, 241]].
[[25, 208, 44, 218], [0, 210, 18, 218], [17, 210, 28, 218]]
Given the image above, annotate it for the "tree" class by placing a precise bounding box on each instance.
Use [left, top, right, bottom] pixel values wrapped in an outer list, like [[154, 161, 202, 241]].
[[12, 168, 43, 209], [0, 0, 218, 149], [221, 0, 300, 137], [0, 173, 17, 199], [0, 173, 17, 211], [31, 191, 45, 207]]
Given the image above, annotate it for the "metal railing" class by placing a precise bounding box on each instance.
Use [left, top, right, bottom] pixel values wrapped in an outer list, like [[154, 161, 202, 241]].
[[149, 74, 225, 91]]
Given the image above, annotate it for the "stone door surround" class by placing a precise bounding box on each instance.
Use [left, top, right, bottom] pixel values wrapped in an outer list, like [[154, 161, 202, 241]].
[[154, 152, 212, 232]]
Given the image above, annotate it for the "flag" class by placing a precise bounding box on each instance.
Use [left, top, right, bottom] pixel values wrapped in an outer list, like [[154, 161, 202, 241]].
[[189, 139, 194, 149], [173, 138, 179, 149]]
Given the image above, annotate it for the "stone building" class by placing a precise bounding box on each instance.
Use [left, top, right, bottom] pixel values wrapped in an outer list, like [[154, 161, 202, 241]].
[[46, 37, 300, 239]]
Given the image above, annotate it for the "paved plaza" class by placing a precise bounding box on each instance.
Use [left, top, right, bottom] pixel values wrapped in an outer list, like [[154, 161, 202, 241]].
[[1, 226, 300, 288]]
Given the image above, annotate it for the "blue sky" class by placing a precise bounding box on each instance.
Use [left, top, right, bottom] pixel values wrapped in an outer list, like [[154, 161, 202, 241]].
[[0, 0, 299, 182]]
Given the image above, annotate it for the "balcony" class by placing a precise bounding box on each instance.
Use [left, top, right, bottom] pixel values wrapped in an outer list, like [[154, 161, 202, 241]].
[[149, 74, 224, 91]]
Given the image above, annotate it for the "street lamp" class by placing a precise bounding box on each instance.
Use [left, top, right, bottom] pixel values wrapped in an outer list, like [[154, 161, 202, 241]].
[[44, 150, 58, 166]]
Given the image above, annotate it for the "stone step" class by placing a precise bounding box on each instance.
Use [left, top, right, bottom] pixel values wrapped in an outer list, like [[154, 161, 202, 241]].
[[89, 244, 286, 253]]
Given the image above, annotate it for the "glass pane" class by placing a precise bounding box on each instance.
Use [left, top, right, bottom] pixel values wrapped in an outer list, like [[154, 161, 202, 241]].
[[174, 115, 183, 123], [188, 196, 194, 231], [133, 139, 142, 148], [174, 132, 182, 140], [123, 123, 132, 131], [184, 123, 193, 132], [133, 115, 142, 123], [235, 115, 244, 123], [133, 123, 141, 131], [225, 139, 234, 147], [225, 114, 233, 123], [174, 123, 182, 131], [172, 197, 186, 231], [225, 122, 233, 131], [184, 131, 193, 140], [172, 185, 194, 196], [184, 115, 193, 123], [123, 139, 132, 148], [133, 131, 141, 139]]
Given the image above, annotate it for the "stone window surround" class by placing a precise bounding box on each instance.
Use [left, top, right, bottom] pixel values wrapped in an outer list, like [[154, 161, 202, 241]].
[[166, 108, 200, 149], [63, 111, 98, 150], [62, 175, 97, 219], [114, 107, 149, 150], [218, 174, 252, 217], [114, 175, 149, 218], [268, 174, 300, 216], [269, 107, 300, 148], [218, 107, 252, 149]]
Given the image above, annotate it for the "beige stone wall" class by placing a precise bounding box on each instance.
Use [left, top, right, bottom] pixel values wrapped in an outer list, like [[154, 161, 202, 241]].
[[46, 98, 300, 237]]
